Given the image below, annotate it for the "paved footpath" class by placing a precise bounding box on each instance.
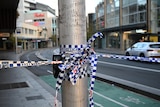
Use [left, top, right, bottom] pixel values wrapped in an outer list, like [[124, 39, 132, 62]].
[[0, 50, 61, 107]]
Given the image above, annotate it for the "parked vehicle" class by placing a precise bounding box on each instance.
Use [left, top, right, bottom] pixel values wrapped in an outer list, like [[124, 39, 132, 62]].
[[125, 42, 160, 58]]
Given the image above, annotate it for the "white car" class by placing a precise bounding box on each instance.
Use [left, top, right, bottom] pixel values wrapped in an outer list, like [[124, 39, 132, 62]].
[[125, 42, 160, 58]]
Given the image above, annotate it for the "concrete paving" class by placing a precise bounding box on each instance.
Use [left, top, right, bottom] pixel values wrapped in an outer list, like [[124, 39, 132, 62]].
[[0, 50, 61, 107]]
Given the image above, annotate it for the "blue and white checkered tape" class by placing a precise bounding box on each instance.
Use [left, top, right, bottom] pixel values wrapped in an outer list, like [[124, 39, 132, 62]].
[[0, 60, 62, 69], [97, 54, 160, 63], [54, 32, 103, 107]]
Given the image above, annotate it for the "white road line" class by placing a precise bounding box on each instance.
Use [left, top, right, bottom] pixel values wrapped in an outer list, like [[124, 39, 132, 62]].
[[98, 61, 160, 73], [94, 91, 129, 107], [94, 102, 104, 107], [47, 69, 128, 106], [47, 70, 53, 74]]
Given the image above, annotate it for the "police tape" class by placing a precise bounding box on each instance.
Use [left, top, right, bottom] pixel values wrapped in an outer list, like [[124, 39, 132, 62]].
[[0, 54, 159, 70], [97, 54, 160, 63], [0, 60, 62, 69], [54, 32, 103, 107]]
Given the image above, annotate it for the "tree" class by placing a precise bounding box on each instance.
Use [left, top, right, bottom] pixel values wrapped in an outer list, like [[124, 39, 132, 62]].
[[50, 34, 57, 46]]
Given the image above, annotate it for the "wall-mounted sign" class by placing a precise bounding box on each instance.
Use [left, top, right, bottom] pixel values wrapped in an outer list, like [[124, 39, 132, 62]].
[[33, 22, 45, 26], [0, 33, 10, 37], [34, 13, 45, 17]]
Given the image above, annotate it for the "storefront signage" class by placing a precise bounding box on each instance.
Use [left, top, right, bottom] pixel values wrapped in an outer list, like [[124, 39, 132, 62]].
[[34, 13, 45, 17], [0, 33, 9, 37]]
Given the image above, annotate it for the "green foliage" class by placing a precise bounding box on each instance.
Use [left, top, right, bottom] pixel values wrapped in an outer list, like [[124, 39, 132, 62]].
[[87, 23, 96, 40]]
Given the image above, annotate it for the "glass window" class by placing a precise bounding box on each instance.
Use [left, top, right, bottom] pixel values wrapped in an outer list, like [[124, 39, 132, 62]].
[[132, 43, 139, 48], [134, 14, 137, 23], [115, 0, 119, 8], [106, 0, 119, 28], [157, 20, 160, 27], [25, 28, 27, 34], [150, 0, 160, 9], [149, 44, 160, 48], [129, 0, 137, 5], [115, 10, 119, 17], [129, 14, 134, 23], [29, 29, 33, 34], [157, 8, 160, 19], [115, 17, 119, 26], [139, 12, 146, 22], [123, 0, 129, 6], [156, 0, 160, 7], [123, 7, 129, 15], [138, 4, 146, 11], [129, 14, 137, 24], [122, 16, 129, 25], [129, 4, 137, 13], [107, 4, 111, 13]]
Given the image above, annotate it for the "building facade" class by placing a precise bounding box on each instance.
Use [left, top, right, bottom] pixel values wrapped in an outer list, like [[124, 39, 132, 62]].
[[96, 0, 160, 50], [16, 23, 43, 50], [15, 0, 58, 50]]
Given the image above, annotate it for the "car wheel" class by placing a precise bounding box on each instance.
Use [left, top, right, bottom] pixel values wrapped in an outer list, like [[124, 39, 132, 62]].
[[125, 52, 130, 56], [125, 52, 130, 60], [139, 53, 145, 57]]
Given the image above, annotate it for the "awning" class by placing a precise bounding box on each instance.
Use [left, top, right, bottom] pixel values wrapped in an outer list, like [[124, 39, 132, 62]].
[[0, 0, 19, 33]]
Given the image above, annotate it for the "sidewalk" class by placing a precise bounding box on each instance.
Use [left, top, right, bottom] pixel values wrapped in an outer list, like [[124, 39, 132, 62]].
[[0, 50, 61, 107]]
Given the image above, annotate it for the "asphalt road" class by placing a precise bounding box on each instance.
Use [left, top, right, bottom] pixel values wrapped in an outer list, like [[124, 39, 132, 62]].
[[20, 49, 160, 93], [97, 57, 160, 89], [20, 50, 52, 76]]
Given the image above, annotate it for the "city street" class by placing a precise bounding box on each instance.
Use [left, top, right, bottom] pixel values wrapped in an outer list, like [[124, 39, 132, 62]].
[[20, 48, 160, 107], [1, 0, 160, 107]]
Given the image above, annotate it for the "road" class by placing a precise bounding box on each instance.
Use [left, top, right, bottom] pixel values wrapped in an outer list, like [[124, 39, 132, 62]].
[[20, 50, 52, 76], [97, 57, 160, 89], [20, 49, 160, 107]]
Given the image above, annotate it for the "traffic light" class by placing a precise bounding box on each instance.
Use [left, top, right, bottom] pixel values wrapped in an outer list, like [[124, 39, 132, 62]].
[[52, 55, 62, 78]]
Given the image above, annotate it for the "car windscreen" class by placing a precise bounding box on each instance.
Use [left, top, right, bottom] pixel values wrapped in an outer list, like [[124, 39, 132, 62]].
[[149, 44, 160, 48]]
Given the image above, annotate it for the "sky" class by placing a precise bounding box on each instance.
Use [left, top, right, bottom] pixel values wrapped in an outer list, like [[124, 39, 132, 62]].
[[37, 0, 102, 16]]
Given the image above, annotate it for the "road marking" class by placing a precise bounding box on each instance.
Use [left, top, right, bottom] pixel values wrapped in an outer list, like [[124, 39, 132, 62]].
[[47, 70, 128, 107], [119, 96, 145, 104], [98, 61, 160, 73], [94, 91, 129, 107], [94, 102, 104, 107], [47, 70, 53, 74]]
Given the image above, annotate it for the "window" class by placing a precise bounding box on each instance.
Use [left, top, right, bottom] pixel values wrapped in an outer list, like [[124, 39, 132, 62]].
[[150, 44, 160, 48], [25, 28, 27, 34], [123, 16, 129, 25], [129, 4, 137, 13], [138, 4, 146, 11], [157, 8, 160, 19], [106, 0, 120, 28], [139, 12, 146, 22], [123, 0, 129, 6], [129, 14, 134, 23], [29, 29, 33, 34], [123, 7, 129, 15]]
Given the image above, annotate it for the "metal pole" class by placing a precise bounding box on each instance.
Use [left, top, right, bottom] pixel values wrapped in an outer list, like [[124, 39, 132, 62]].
[[58, 0, 88, 107], [15, 31, 17, 54]]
